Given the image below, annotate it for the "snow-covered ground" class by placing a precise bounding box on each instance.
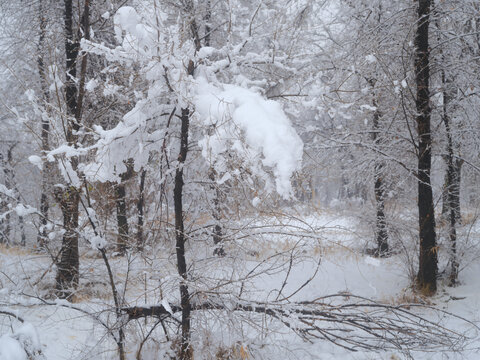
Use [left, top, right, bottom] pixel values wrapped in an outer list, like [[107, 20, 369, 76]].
[[1, 209, 480, 360]]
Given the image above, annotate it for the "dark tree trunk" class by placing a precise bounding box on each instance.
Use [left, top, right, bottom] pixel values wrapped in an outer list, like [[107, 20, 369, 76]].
[[115, 162, 133, 255], [452, 160, 462, 222], [174, 107, 192, 360], [5, 147, 26, 247], [56, 0, 89, 298], [18, 215, 26, 246], [37, 0, 51, 249], [415, 0, 437, 295], [443, 158, 462, 224], [0, 144, 26, 246], [374, 165, 388, 255], [204, 0, 211, 47], [173, 3, 199, 357], [369, 81, 388, 256], [136, 169, 146, 250], [115, 182, 129, 254], [0, 150, 12, 245], [209, 168, 225, 256], [55, 186, 80, 296]]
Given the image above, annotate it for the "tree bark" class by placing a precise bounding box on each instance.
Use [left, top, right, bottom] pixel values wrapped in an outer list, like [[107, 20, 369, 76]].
[[443, 159, 462, 223], [136, 168, 146, 250], [115, 182, 129, 254], [441, 71, 460, 285], [37, 0, 51, 248], [369, 81, 388, 256], [173, 3, 199, 356], [0, 149, 12, 245], [204, 0, 211, 47], [415, 0, 437, 295], [55, 186, 80, 296], [55, 0, 89, 298], [209, 168, 225, 256], [174, 107, 192, 360]]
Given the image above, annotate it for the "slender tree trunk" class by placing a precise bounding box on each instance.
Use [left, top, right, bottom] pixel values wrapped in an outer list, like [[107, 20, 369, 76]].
[[369, 80, 388, 256], [415, 0, 437, 295], [209, 168, 225, 256], [37, 0, 51, 249], [441, 170, 449, 216], [0, 150, 12, 245], [173, 3, 199, 356], [136, 168, 146, 250], [174, 107, 192, 360], [441, 71, 460, 285], [0, 145, 27, 246], [115, 162, 133, 255], [6, 147, 26, 246], [204, 0, 211, 47], [453, 160, 462, 222], [115, 182, 129, 254], [373, 164, 388, 255], [0, 206, 8, 245]]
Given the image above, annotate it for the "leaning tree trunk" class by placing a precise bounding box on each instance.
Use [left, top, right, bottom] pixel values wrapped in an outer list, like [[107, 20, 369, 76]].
[[55, 0, 89, 298], [415, 0, 438, 295]]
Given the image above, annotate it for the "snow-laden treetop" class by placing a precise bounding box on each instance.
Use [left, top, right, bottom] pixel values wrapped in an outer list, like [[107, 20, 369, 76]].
[[79, 5, 303, 199]]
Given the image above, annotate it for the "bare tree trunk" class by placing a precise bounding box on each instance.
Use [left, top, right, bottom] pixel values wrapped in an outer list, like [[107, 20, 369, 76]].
[[374, 166, 388, 255], [173, 3, 200, 356], [209, 168, 225, 256], [441, 71, 460, 285], [204, 0, 211, 46], [0, 149, 12, 245], [115, 162, 134, 254], [369, 79, 388, 256], [56, 0, 89, 298], [55, 186, 80, 296], [37, 0, 51, 249], [415, 0, 437, 295], [0, 143, 26, 246], [452, 159, 462, 222], [136, 168, 146, 250], [6, 146, 26, 246], [115, 182, 129, 254], [174, 107, 192, 360]]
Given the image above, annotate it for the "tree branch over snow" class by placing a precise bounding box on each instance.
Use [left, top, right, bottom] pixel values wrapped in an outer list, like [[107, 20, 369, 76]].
[[122, 294, 476, 353]]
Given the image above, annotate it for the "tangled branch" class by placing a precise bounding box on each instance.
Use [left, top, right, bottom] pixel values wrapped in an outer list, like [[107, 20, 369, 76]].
[[122, 293, 476, 353]]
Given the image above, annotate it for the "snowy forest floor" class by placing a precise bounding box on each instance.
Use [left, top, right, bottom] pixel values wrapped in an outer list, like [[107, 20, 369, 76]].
[[1, 207, 480, 360]]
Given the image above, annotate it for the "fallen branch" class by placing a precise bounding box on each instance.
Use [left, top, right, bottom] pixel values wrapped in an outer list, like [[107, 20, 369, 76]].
[[122, 294, 477, 353]]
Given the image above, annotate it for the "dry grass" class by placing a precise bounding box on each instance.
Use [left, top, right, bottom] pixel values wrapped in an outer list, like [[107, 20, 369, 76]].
[[216, 343, 250, 360], [462, 211, 479, 226], [380, 288, 433, 307], [0, 243, 36, 256]]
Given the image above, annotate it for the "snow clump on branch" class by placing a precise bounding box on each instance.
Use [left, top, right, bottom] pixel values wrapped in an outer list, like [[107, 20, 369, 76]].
[[195, 77, 303, 198]]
